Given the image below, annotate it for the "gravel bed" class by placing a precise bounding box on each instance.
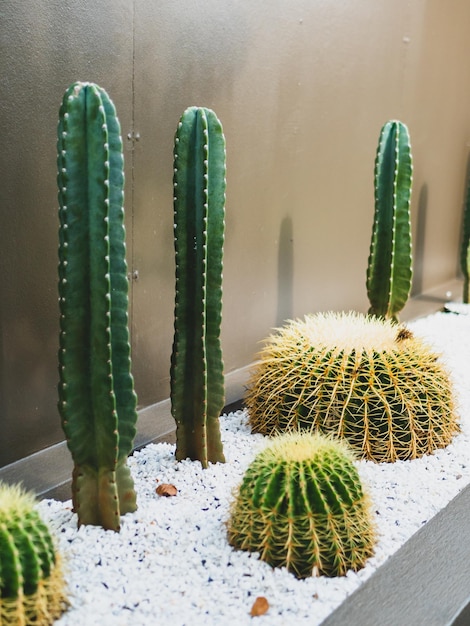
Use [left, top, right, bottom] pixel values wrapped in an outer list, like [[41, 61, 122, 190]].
[[38, 308, 470, 625]]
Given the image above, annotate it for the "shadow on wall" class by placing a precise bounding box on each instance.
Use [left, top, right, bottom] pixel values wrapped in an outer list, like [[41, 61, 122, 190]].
[[276, 215, 294, 327], [411, 183, 427, 297], [0, 119, 60, 466], [456, 151, 470, 280]]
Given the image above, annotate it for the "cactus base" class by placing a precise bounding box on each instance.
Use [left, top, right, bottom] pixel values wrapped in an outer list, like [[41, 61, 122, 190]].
[[72, 460, 137, 530]]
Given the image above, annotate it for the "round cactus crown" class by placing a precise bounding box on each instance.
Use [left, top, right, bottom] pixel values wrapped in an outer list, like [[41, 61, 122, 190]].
[[272, 311, 407, 354], [0, 483, 36, 518], [254, 430, 356, 465]]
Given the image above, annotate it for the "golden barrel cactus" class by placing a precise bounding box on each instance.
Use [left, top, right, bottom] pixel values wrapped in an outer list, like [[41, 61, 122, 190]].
[[228, 432, 375, 578], [0, 483, 67, 625], [246, 312, 458, 462]]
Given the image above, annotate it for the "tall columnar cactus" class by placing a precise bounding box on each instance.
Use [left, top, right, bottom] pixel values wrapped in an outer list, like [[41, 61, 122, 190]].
[[246, 312, 458, 463], [0, 482, 67, 625], [367, 120, 413, 321], [227, 432, 375, 578], [170, 106, 226, 468], [57, 82, 138, 530], [460, 174, 470, 303]]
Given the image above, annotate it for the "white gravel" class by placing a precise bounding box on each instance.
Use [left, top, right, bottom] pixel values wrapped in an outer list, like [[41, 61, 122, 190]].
[[38, 307, 470, 626]]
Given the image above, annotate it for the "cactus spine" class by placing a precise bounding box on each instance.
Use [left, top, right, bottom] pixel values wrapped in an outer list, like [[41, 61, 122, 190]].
[[228, 432, 375, 578], [367, 120, 413, 321], [57, 82, 138, 530], [246, 312, 458, 462], [460, 174, 470, 302], [0, 482, 67, 625], [171, 107, 226, 468]]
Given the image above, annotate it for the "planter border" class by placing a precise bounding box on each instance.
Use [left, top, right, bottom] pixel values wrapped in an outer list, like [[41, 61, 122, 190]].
[[322, 482, 470, 626]]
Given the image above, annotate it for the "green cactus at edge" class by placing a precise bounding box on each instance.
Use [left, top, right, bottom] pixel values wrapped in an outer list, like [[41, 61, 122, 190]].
[[170, 106, 226, 468], [0, 482, 68, 625], [227, 432, 376, 579], [57, 82, 138, 530], [460, 173, 470, 303], [367, 120, 413, 321], [246, 311, 458, 463]]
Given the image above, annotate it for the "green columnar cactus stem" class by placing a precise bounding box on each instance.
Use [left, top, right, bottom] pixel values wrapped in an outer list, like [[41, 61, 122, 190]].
[[367, 120, 413, 321], [57, 82, 138, 530], [228, 432, 375, 578], [460, 174, 470, 303], [171, 106, 226, 468], [0, 482, 68, 625], [246, 312, 458, 462]]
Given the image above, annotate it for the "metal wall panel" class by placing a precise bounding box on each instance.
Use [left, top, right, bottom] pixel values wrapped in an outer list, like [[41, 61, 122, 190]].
[[130, 0, 470, 397], [0, 0, 134, 465], [2, 0, 470, 467]]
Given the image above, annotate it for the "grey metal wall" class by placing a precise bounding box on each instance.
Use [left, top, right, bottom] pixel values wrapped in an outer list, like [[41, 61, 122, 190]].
[[1, 0, 470, 467], [0, 1, 134, 465]]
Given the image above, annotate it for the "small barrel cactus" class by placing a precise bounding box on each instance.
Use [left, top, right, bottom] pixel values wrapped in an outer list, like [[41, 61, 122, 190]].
[[246, 312, 458, 462], [0, 482, 67, 625], [227, 432, 375, 578]]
